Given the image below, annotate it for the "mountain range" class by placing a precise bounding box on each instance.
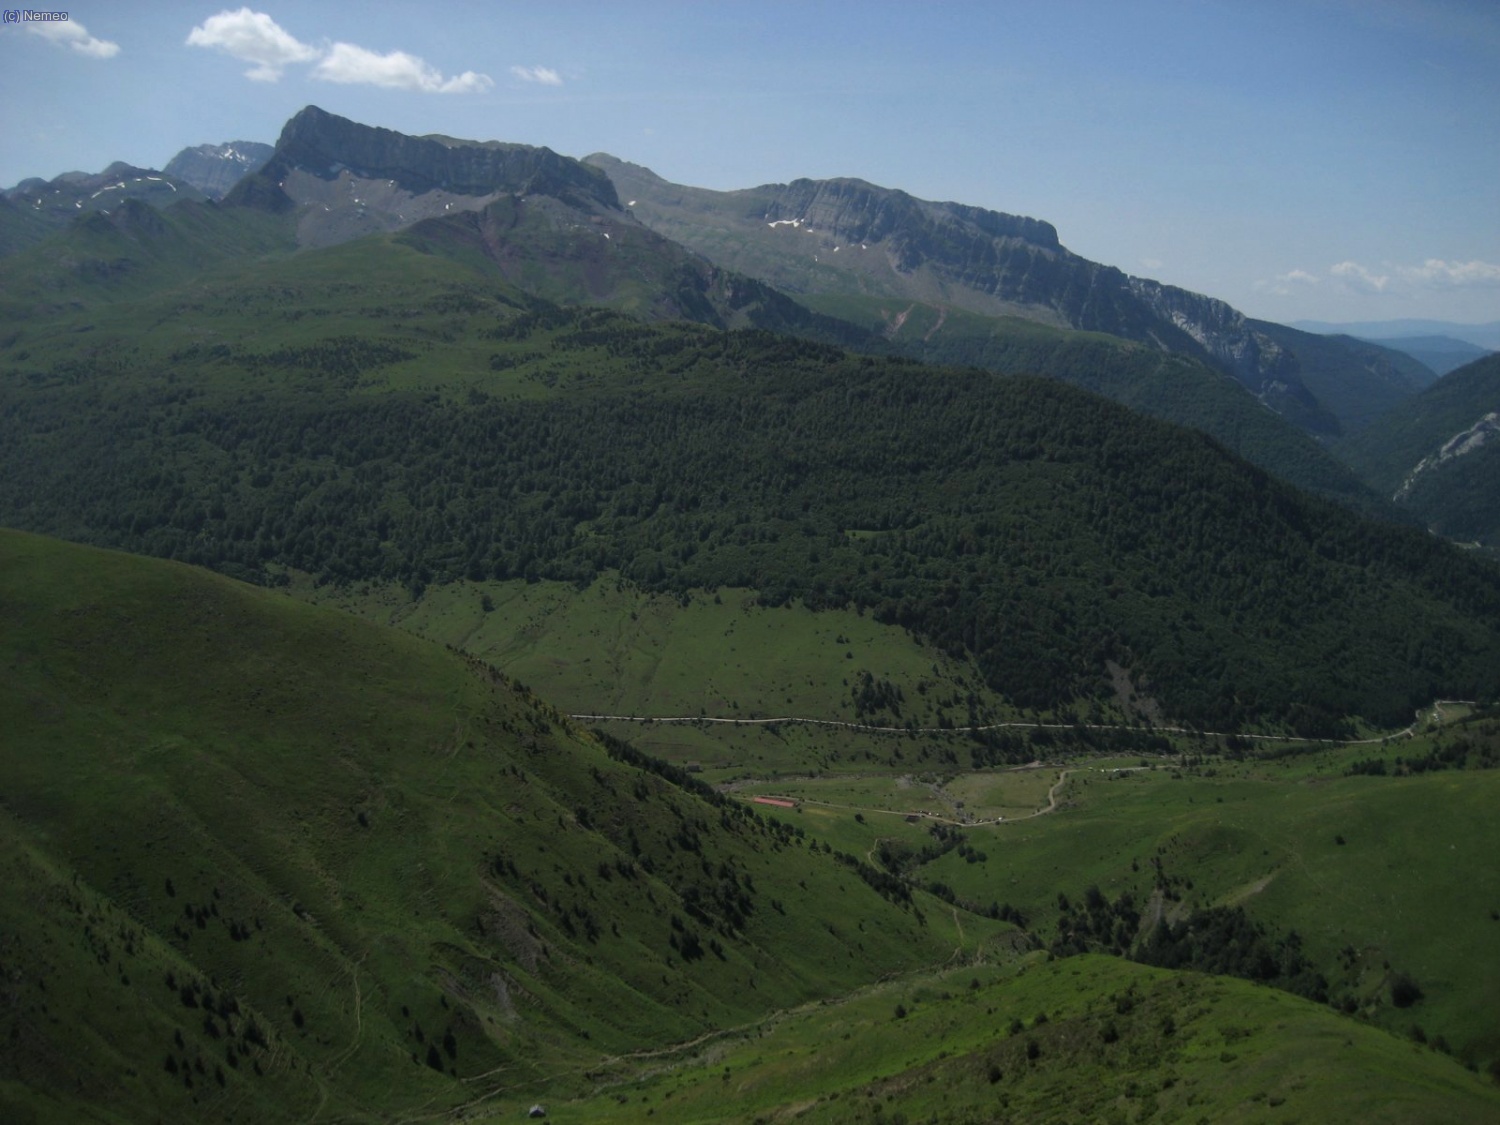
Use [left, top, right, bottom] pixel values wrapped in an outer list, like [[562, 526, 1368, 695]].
[[0, 108, 1416, 518], [1292, 318, 1500, 353], [3, 104, 1499, 1122], [3, 108, 1451, 446], [584, 152, 1446, 442]]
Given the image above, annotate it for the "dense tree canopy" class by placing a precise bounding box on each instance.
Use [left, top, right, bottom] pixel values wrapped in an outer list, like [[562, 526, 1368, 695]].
[[3, 309, 1498, 732]]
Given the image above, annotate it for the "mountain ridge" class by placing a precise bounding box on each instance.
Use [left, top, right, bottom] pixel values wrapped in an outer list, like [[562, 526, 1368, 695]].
[[0, 161, 207, 258], [587, 152, 1338, 423], [0, 107, 1425, 526], [162, 140, 274, 199], [230, 105, 620, 248]]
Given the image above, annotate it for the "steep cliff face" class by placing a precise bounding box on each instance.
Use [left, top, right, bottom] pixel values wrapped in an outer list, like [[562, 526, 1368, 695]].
[[1127, 280, 1336, 433], [269, 105, 618, 209], [591, 153, 1341, 432], [1127, 279, 1287, 379], [753, 176, 1079, 308], [162, 141, 274, 199], [231, 106, 622, 249]]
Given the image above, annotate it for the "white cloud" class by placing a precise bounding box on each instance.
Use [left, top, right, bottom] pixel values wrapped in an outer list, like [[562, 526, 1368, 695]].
[[1252, 268, 1320, 297], [24, 17, 120, 59], [1398, 258, 1500, 289], [186, 8, 319, 81], [1329, 257, 1500, 296], [186, 9, 492, 93], [1330, 260, 1390, 293], [1139, 257, 1164, 270], [511, 65, 563, 86], [314, 42, 492, 93]]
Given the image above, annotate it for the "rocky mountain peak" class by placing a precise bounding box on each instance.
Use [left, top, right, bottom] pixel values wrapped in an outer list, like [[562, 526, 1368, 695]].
[[271, 106, 618, 210], [230, 107, 623, 248], [163, 141, 274, 200]]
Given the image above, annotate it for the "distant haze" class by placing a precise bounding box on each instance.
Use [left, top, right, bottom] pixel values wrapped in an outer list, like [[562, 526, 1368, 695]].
[[1291, 320, 1500, 353]]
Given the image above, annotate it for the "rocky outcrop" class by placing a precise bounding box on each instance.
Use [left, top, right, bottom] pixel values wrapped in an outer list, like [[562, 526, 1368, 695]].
[[1127, 279, 1333, 430], [593, 154, 1337, 429], [1395, 412, 1500, 501], [225, 106, 624, 248], [758, 180, 1315, 407], [163, 142, 273, 199], [265, 106, 618, 211]]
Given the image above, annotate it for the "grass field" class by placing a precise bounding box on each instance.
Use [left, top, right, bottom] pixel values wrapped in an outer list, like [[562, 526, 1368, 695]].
[[887, 746, 1500, 1067], [4, 531, 1499, 1120], [292, 575, 1010, 721], [0, 529, 1001, 1122], [281, 565, 1500, 1072], [288, 573, 1064, 778], [542, 954, 1500, 1124]]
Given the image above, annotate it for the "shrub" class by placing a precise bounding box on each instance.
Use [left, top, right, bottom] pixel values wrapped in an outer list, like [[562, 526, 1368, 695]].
[[1391, 972, 1424, 1009]]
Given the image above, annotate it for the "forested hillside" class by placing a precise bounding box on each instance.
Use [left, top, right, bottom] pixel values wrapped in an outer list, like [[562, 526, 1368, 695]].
[[1338, 353, 1500, 548], [1249, 321, 1434, 435], [800, 294, 1391, 518], [3, 270, 1497, 733]]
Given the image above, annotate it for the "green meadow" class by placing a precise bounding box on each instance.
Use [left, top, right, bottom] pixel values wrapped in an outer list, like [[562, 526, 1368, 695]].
[[832, 739, 1500, 1067], [288, 573, 1049, 776], [292, 574, 1012, 723], [284, 563, 1500, 1072], [550, 955, 1500, 1124], [0, 530, 999, 1122]]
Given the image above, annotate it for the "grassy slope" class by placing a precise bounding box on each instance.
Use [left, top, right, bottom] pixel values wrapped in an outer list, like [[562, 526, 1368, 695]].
[[289, 582, 1020, 741], [0, 197, 294, 320], [0, 194, 57, 258], [0, 530, 987, 1122], [7, 538, 1498, 1121], [289, 568, 1500, 1074], [555, 955, 1500, 1124], [819, 735, 1500, 1067]]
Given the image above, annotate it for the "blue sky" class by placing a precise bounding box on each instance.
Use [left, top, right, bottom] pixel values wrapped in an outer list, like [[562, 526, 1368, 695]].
[[2, 0, 1497, 324]]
